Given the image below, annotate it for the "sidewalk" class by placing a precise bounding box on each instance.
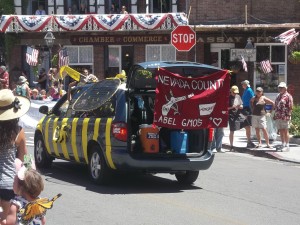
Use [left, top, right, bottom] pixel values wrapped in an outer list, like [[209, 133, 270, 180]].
[[221, 127, 300, 164]]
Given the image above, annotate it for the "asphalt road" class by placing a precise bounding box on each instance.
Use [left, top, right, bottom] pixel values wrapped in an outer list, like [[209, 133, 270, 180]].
[[24, 129, 300, 225]]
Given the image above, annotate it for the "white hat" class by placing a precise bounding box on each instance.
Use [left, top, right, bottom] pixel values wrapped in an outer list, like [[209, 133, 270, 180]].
[[0, 89, 30, 121], [18, 76, 27, 84], [278, 82, 287, 88], [0, 66, 6, 71], [241, 80, 250, 87], [256, 87, 263, 92]]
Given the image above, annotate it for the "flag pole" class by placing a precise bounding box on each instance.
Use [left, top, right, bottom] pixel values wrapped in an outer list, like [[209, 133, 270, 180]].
[[245, 5, 248, 25]]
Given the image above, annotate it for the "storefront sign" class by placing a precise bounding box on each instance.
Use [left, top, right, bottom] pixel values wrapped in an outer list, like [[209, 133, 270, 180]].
[[230, 48, 257, 62], [196, 35, 274, 43], [70, 34, 170, 45]]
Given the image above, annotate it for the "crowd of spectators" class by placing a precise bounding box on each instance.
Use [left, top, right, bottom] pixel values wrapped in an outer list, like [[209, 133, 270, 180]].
[[0, 67, 65, 101], [33, 2, 130, 15]]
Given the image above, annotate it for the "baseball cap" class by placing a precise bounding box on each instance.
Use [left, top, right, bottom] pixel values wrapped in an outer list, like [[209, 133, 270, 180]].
[[230, 85, 239, 94], [256, 87, 263, 92], [278, 82, 287, 88]]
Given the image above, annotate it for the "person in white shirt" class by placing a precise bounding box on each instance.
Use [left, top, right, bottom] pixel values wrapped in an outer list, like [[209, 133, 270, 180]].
[[35, 5, 46, 15]]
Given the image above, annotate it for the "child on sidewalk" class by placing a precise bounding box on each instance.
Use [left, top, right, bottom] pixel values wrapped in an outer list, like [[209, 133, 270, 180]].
[[2, 156, 45, 225]]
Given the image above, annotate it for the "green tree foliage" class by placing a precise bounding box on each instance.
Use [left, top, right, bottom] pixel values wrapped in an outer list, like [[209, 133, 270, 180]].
[[290, 105, 300, 137], [0, 0, 17, 62]]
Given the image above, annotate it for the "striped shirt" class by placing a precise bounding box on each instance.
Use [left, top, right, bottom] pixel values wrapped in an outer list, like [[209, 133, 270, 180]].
[[0, 144, 17, 189]]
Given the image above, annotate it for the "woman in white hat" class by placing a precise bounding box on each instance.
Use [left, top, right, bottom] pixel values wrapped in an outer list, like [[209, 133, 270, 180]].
[[274, 82, 293, 151], [0, 89, 30, 222]]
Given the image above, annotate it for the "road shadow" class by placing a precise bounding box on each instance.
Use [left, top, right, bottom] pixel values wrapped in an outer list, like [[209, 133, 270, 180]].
[[40, 160, 202, 195]]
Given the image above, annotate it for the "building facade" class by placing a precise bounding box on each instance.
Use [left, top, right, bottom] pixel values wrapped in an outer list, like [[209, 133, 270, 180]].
[[0, 0, 299, 103]]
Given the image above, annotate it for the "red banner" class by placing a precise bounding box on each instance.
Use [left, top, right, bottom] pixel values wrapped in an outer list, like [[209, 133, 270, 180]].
[[153, 68, 230, 129]]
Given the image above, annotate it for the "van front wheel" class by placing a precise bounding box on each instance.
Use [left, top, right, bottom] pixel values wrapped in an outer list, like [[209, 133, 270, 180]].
[[34, 133, 53, 168], [175, 171, 199, 185]]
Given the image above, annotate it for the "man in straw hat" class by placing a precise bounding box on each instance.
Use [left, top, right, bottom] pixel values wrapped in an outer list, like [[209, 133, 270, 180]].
[[228, 85, 255, 151], [0, 89, 30, 222], [0, 66, 9, 89], [14, 76, 30, 99], [274, 82, 293, 151]]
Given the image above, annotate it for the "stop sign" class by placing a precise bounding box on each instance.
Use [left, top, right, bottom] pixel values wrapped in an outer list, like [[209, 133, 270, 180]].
[[171, 26, 196, 51]]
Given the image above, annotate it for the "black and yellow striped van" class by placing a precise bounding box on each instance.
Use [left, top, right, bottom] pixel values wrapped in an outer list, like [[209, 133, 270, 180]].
[[34, 61, 220, 185]]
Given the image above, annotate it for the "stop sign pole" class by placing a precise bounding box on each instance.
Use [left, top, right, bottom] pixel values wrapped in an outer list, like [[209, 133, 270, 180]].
[[171, 25, 196, 51]]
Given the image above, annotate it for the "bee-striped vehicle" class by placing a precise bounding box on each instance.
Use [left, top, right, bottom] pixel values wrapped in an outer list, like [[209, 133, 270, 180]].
[[34, 61, 222, 185]]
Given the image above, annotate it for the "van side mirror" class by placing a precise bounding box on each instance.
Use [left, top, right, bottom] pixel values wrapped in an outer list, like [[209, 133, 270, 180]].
[[39, 105, 49, 114]]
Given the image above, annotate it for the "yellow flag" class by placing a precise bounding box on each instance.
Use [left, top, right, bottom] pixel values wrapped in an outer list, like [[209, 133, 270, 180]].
[[59, 66, 81, 81]]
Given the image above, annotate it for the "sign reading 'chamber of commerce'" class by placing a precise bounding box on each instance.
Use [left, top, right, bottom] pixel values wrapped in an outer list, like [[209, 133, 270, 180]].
[[70, 34, 170, 45]]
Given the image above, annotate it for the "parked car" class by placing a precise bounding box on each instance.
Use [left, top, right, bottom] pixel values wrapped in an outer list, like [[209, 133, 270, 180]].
[[34, 61, 221, 185]]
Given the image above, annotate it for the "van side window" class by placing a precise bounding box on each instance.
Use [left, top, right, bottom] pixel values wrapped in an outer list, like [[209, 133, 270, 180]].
[[92, 99, 115, 118]]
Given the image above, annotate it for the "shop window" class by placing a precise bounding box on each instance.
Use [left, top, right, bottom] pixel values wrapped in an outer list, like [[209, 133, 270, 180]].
[[151, 0, 171, 13], [146, 45, 176, 61], [255, 44, 286, 94], [20, 0, 47, 15], [107, 1, 130, 13], [271, 46, 285, 62], [65, 0, 90, 14], [67, 46, 93, 65]]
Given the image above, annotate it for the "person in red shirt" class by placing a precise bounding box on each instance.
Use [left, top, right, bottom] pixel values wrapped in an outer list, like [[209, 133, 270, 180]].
[[274, 82, 293, 151], [0, 66, 9, 89]]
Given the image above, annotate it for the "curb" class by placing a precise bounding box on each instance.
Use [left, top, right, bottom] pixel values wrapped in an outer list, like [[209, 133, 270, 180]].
[[290, 137, 300, 145], [222, 144, 300, 164]]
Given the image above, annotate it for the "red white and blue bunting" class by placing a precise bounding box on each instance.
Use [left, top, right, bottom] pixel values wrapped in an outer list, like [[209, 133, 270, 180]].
[[130, 14, 168, 29], [0, 15, 14, 32], [16, 15, 51, 31], [54, 15, 90, 31], [169, 13, 188, 26], [92, 14, 129, 30], [0, 13, 188, 32]]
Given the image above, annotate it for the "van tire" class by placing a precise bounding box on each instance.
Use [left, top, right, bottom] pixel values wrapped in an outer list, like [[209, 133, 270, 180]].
[[34, 133, 53, 168], [175, 171, 199, 184], [88, 146, 111, 184]]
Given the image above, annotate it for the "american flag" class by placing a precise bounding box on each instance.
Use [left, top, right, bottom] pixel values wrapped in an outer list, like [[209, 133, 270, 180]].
[[260, 60, 273, 74], [274, 28, 299, 45], [241, 56, 247, 72], [26, 46, 39, 66], [58, 48, 69, 67]]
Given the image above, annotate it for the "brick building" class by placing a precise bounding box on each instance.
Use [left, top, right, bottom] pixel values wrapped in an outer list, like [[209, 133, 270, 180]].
[[0, 0, 299, 103]]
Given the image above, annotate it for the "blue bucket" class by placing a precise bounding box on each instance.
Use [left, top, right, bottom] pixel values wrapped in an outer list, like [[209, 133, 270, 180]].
[[265, 104, 272, 112], [171, 131, 188, 154]]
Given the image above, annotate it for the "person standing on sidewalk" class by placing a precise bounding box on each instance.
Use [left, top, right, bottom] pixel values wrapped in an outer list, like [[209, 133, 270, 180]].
[[241, 80, 255, 148], [274, 82, 293, 151], [0, 66, 9, 90], [211, 128, 225, 153], [250, 87, 275, 148], [228, 85, 249, 151], [0, 89, 29, 223]]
